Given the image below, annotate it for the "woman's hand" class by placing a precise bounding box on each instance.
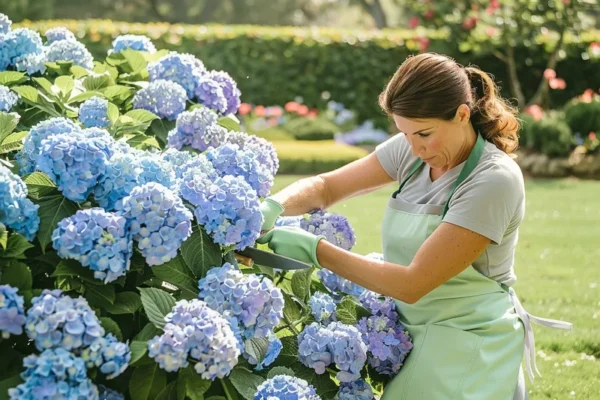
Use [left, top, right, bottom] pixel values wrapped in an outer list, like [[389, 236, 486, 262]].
[[256, 226, 325, 267], [259, 198, 285, 232]]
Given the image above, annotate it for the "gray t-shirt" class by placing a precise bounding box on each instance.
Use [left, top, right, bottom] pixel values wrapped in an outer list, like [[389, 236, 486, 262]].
[[375, 133, 525, 286]]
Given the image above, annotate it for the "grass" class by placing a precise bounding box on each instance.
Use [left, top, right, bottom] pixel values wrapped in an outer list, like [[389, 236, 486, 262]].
[[272, 175, 600, 400]]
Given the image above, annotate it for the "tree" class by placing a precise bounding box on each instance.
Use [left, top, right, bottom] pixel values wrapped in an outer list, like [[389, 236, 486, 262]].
[[399, 0, 598, 108]]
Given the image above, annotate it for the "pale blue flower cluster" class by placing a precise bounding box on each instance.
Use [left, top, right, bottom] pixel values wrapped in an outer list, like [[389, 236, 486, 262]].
[[209, 70, 241, 115], [110, 34, 156, 54], [0, 84, 18, 111], [195, 77, 228, 115], [0, 27, 44, 71], [8, 348, 99, 400], [17, 117, 80, 175], [98, 385, 124, 400], [51, 208, 132, 284], [148, 299, 240, 380], [46, 39, 94, 70], [14, 51, 46, 75], [45, 27, 76, 43], [298, 321, 367, 383], [0, 13, 11, 34], [166, 106, 224, 152], [308, 291, 337, 324], [81, 333, 131, 379], [177, 155, 219, 206], [147, 53, 206, 99], [335, 379, 374, 400], [133, 79, 187, 120], [161, 148, 196, 178], [254, 375, 321, 400], [300, 209, 356, 251], [0, 164, 40, 240], [115, 182, 192, 266], [192, 174, 263, 250], [317, 269, 366, 298], [36, 132, 114, 202], [78, 96, 110, 128], [24, 289, 105, 352], [198, 263, 284, 342], [224, 130, 279, 176], [205, 143, 273, 198], [0, 284, 26, 338]]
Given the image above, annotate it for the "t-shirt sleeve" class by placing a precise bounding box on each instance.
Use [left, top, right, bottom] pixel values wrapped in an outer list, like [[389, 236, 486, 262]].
[[374, 133, 411, 181], [443, 161, 525, 245]]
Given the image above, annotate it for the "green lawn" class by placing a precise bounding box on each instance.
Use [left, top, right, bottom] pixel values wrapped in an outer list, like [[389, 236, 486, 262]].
[[272, 175, 600, 400]]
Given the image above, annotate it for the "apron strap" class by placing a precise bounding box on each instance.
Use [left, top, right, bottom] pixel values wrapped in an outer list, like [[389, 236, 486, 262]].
[[508, 287, 573, 383], [391, 157, 423, 198]]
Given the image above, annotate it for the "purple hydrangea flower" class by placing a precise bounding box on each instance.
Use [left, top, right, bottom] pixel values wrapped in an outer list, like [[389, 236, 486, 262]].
[[0, 85, 18, 111], [194, 76, 228, 114], [254, 375, 321, 400], [45, 27, 76, 43], [148, 52, 206, 99], [0, 284, 26, 338], [166, 106, 224, 151], [326, 321, 368, 382], [81, 333, 131, 379], [317, 269, 366, 298], [79, 96, 110, 128], [46, 39, 94, 69], [52, 208, 133, 284], [148, 299, 240, 380], [208, 70, 241, 115], [308, 291, 336, 324], [300, 209, 356, 251], [133, 79, 187, 121], [8, 348, 99, 400], [224, 130, 279, 176], [177, 155, 219, 206], [298, 322, 335, 375], [24, 289, 105, 352], [0, 164, 40, 241], [335, 379, 374, 400], [114, 182, 192, 266], [110, 34, 156, 54]]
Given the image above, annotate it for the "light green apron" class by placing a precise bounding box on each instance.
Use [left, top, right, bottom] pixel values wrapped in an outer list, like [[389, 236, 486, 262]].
[[380, 134, 572, 400]]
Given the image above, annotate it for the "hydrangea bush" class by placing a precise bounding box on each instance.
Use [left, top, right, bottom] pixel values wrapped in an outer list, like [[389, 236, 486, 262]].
[[0, 14, 412, 400]]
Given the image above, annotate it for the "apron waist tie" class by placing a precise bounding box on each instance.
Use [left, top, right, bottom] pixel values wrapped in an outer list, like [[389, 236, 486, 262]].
[[508, 288, 573, 383]]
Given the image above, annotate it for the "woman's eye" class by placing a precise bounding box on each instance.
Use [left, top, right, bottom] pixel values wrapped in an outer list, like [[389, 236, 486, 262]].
[[418, 133, 430, 137]]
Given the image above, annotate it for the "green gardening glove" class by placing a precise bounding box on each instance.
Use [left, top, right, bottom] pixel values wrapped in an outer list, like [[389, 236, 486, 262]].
[[259, 197, 285, 232], [256, 226, 325, 267]]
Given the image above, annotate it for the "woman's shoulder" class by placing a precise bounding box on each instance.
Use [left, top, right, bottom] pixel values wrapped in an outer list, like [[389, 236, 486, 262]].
[[471, 142, 525, 193], [374, 132, 418, 182]]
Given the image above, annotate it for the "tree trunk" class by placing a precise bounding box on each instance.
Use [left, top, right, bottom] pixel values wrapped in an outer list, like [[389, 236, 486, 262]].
[[357, 0, 388, 29], [527, 26, 567, 107], [505, 46, 526, 108]]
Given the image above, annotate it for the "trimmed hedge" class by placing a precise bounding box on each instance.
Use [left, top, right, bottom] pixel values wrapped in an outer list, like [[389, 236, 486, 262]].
[[273, 140, 369, 174], [15, 20, 600, 128]]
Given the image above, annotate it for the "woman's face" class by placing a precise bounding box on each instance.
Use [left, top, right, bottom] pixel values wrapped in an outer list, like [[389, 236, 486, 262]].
[[392, 105, 472, 170]]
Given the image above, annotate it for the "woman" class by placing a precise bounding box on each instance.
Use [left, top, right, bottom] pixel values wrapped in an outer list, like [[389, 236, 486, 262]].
[[257, 53, 571, 399]]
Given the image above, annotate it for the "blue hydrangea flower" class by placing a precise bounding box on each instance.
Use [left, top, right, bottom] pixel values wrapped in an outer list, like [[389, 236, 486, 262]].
[[167, 106, 225, 152], [326, 321, 368, 383], [245, 332, 282, 371], [205, 143, 273, 198], [274, 215, 303, 227], [308, 292, 336, 324], [298, 322, 334, 375], [358, 290, 397, 321], [0, 284, 26, 338], [198, 263, 284, 341], [25, 289, 105, 352], [36, 132, 114, 202], [300, 209, 356, 251], [177, 155, 219, 206], [79, 96, 110, 128], [136, 153, 177, 190], [161, 148, 196, 178], [194, 76, 228, 114], [209, 70, 241, 115], [0, 164, 40, 241], [46, 39, 94, 69], [227, 131, 279, 177], [110, 34, 156, 54], [335, 379, 374, 400], [317, 269, 366, 298], [98, 385, 124, 400], [133, 79, 187, 121], [0, 28, 44, 69], [17, 117, 80, 175], [0, 13, 11, 35], [45, 27, 76, 43], [52, 208, 133, 284], [8, 348, 99, 400], [115, 182, 192, 266], [14, 50, 47, 75], [148, 299, 240, 379], [254, 375, 321, 400], [148, 52, 206, 99], [81, 333, 131, 379], [0, 85, 18, 111], [192, 175, 263, 250]]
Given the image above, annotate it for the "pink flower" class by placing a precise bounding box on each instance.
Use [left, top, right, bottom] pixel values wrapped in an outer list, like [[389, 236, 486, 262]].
[[424, 9, 434, 19], [408, 16, 420, 29], [462, 17, 478, 31], [285, 102, 300, 112], [590, 132, 597, 141], [524, 105, 544, 121], [307, 109, 318, 118], [544, 69, 556, 79], [549, 78, 566, 90], [486, 26, 499, 37], [580, 89, 594, 103], [296, 105, 309, 116], [417, 37, 430, 52], [254, 105, 266, 117], [238, 103, 252, 115]]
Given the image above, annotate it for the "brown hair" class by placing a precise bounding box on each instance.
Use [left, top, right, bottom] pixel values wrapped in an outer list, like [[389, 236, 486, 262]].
[[379, 53, 519, 154]]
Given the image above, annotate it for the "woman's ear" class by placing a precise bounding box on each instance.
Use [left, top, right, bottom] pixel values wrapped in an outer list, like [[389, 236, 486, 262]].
[[454, 104, 471, 124]]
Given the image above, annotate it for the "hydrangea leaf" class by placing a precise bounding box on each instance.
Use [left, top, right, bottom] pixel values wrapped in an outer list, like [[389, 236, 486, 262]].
[[0, 233, 33, 260], [151, 255, 198, 298], [139, 287, 176, 329], [176, 366, 211, 400], [291, 267, 315, 302], [36, 194, 79, 251], [0, 111, 19, 143], [0, 71, 27, 86], [99, 316, 122, 341], [180, 224, 222, 279], [105, 292, 142, 315], [23, 172, 58, 199], [267, 366, 295, 380], [129, 362, 167, 400], [0, 260, 32, 291], [228, 367, 265, 400]]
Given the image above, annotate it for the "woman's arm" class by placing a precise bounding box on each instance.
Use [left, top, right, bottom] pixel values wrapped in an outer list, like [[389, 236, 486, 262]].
[[316, 221, 491, 303], [270, 152, 396, 216]]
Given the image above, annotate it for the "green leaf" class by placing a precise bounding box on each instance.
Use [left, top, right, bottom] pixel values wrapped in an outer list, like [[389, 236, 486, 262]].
[[85, 284, 116, 308], [156, 381, 178, 400], [177, 366, 211, 400], [134, 323, 162, 341], [291, 267, 314, 302], [70, 66, 89, 78], [67, 91, 103, 104], [83, 73, 111, 91], [151, 255, 198, 298], [36, 194, 78, 251], [107, 102, 119, 125], [294, 365, 338, 400], [139, 287, 176, 329], [267, 366, 295, 379], [180, 225, 222, 279], [228, 367, 265, 400], [217, 115, 241, 132], [103, 85, 133, 103], [126, 133, 161, 150], [282, 292, 302, 322], [243, 337, 270, 367], [0, 233, 34, 260], [271, 336, 298, 367], [0, 131, 27, 154], [24, 172, 58, 199], [99, 316, 123, 341], [33, 77, 55, 95], [104, 291, 142, 314], [0, 261, 32, 291], [11, 85, 39, 103], [125, 109, 159, 125], [149, 119, 176, 146], [12, 85, 60, 117], [336, 296, 359, 325], [121, 49, 148, 73], [0, 71, 27, 86], [0, 112, 19, 143], [0, 374, 22, 398], [55, 76, 75, 98], [129, 362, 167, 400], [52, 260, 101, 285], [129, 341, 148, 365], [0, 226, 7, 250]]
